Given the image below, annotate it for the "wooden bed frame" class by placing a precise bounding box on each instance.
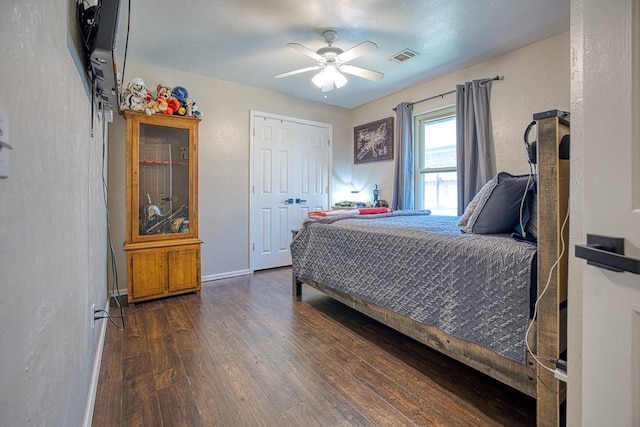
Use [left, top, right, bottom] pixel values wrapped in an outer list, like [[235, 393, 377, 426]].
[[292, 110, 570, 426]]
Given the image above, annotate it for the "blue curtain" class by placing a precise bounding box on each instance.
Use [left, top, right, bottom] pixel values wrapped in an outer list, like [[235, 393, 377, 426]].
[[392, 102, 414, 210], [456, 80, 495, 215]]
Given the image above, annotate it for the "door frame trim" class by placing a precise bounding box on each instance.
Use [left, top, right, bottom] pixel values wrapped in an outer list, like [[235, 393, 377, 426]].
[[249, 110, 333, 272]]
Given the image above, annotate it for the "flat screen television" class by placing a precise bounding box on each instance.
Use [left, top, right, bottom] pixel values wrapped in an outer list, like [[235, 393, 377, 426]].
[[78, 0, 121, 111]]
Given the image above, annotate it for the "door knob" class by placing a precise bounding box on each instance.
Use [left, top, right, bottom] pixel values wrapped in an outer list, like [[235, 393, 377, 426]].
[[283, 198, 294, 205], [575, 234, 640, 274], [295, 198, 307, 204]]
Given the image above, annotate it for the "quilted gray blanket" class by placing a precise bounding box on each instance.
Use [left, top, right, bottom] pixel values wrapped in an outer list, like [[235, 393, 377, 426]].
[[290, 211, 536, 364]]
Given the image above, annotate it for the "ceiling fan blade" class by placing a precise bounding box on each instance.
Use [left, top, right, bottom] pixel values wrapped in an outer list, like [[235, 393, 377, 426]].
[[287, 43, 323, 61], [340, 64, 384, 81], [274, 66, 321, 79], [337, 41, 378, 63]]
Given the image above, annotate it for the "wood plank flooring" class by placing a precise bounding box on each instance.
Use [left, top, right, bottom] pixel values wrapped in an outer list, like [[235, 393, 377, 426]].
[[93, 267, 535, 426]]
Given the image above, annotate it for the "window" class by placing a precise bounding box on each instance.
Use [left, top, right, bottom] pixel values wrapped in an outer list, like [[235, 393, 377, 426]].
[[415, 106, 457, 215]]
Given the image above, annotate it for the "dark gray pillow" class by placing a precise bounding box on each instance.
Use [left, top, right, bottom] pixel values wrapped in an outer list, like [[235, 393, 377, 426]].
[[525, 193, 538, 238], [463, 172, 534, 234]]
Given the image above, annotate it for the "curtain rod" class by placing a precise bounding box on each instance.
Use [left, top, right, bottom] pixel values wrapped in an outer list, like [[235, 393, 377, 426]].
[[394, 75, 503, 110]]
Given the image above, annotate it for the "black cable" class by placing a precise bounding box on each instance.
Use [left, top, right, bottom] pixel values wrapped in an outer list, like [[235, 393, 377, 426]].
[[100, 103, 125, 331], [77, 0, 96, 53], [119, 0, 131, 92], [94, 309, 125, 329], [90, 79, 95, 138]]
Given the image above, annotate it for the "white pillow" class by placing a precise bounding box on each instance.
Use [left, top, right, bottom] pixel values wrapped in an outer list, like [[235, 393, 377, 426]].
[[457, 176, 498, 228]]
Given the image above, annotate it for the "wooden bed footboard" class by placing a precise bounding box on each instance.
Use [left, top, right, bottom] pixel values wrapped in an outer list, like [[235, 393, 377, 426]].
[[293, 275, 538, 397]]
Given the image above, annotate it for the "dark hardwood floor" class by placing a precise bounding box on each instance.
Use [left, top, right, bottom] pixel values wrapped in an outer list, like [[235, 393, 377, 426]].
[[93, 267, 535, 426]]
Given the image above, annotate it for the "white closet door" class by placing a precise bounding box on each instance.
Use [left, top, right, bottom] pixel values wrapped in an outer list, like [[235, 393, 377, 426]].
[[251, 113, 330, 270]]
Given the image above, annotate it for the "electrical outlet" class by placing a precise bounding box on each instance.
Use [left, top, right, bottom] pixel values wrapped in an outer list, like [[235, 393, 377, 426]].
[[91, 303, 96, 329]]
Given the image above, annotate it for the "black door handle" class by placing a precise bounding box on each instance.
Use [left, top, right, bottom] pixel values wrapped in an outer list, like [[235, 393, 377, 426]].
[[575, 234, 640, 274]]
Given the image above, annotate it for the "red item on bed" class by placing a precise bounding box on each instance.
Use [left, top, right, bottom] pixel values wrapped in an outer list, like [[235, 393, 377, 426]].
[[358, 207, 392, 215], [308, 207, 392, 217]]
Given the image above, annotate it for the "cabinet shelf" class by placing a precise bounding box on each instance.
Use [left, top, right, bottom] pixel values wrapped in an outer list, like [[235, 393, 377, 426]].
[[139, 159, 188, 166]]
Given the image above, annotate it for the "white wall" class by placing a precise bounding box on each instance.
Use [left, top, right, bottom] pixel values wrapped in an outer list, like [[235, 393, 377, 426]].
[[349, 32, 570, 204], [108, 62, 352, 282], [0, 1, 108, 425]]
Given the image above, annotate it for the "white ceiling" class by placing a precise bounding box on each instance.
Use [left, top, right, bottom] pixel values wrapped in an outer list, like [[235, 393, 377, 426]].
[[119, 0, 570, 109]]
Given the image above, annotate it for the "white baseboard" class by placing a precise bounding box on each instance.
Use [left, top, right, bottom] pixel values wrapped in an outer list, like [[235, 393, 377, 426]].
[[110, 288, 127, 297], [83, 298, 110, 427], [202, 269, 251, 283], [108, 270, 253, 298]]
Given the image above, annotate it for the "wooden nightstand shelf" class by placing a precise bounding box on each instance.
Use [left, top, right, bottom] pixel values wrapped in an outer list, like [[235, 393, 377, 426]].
[[123, 111, 201, 303]]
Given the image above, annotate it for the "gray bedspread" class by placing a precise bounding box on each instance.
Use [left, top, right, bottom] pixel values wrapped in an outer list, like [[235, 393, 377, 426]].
[[290, 211, 536, 364]]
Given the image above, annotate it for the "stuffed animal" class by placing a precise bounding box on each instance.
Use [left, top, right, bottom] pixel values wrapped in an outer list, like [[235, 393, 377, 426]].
[[171, 86, 189, 103], [184, 98, 203, 119], [155, 92, 168, 114], [165, 97, 180, 115], [192, 101, 202, 119], [144, 99, 159, 115], [154, 85, 179, 114], [171, 86, 189, 116], [156, 84, 172, 99], [120, 77, 150, 112], [184, 98, 195, 117]]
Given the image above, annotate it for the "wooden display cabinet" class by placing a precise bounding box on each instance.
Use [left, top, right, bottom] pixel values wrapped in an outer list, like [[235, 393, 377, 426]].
[[123, 111, 201, 303]]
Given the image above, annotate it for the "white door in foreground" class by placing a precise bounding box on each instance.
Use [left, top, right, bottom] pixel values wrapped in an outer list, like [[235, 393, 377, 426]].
[[572, 0, 640, 424]]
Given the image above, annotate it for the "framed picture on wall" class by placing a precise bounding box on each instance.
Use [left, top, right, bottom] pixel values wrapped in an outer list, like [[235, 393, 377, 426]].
[[353, 117, 394, 164]]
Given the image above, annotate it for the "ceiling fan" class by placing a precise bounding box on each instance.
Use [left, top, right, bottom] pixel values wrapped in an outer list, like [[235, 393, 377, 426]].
[[275, 30, 384, 92]]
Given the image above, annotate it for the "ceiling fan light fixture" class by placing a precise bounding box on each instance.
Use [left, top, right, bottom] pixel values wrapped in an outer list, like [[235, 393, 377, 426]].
[[278, 31, 380, 93], [312, 65, 348, 92], [311, 70, 327, 88], [334, 70, 348, 88]]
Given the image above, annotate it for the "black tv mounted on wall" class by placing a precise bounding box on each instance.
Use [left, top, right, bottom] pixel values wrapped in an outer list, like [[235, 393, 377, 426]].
[[77, 0, 121, 112]]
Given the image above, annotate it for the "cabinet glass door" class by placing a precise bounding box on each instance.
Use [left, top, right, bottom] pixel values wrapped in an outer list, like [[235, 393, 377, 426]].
[[138, 124, 191, 237]]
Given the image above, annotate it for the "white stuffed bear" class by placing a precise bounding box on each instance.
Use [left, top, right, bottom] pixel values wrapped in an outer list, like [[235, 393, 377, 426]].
[[120, 77, 150, 112], [184, 97, 203, 119]]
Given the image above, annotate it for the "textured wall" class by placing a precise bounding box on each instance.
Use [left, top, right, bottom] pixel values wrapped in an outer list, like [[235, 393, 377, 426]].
[[0, 0, 108, 425], [350, 31, 570, 204]]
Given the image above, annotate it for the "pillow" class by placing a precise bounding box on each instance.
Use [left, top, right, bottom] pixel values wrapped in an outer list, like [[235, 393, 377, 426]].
[[525, 193, 538, 238], [462, 172, 534, 234], [457, 175, 498, 228]]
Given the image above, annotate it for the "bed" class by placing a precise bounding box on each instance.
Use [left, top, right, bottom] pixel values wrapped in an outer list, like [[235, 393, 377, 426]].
[[291, 110, 570, 427]]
